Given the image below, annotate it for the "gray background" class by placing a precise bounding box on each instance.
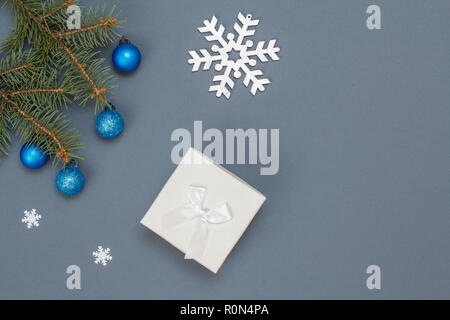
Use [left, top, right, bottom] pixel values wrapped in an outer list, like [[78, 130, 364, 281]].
[[0, 0, 449, 299]]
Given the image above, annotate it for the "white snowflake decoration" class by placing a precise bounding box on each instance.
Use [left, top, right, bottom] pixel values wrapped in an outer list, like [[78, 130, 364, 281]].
[[188, 12, 280, 99], [21, 209, 42, 229], [92, 246, 112, 266]]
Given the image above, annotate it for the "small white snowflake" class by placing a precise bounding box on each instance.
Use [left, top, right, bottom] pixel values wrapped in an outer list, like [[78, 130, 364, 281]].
[[92, 246, 112, 266], [188, 12, 280, 99], [21, 209, 42, 229]]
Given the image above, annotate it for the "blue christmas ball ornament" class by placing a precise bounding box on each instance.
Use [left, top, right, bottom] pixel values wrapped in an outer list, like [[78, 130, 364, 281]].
[[55, 160, 85, 196], [95, 103, 124, 139], [20, 143, 49, 169], [112, 36, 141, 72]]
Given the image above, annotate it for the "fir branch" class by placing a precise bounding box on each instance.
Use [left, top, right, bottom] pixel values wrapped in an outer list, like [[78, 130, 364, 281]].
[[0, 0, 124, 166], [0, 61, 32, 77], [13, 0, 118, 103], [10, 88, 65, 96], [0, 89, 74, 163], [0, 103, 6, 120], [61, 43, 107, 101], [0, 102, 12, 161], [0, 53, 72, 110], [41, 0, 72, 20], [60, 17, 117, 37], [61, 6, 123, 49], [0, 52, 38, 93]]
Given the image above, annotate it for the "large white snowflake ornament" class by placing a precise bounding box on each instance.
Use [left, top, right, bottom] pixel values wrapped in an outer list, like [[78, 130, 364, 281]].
[[188, 12, 280, 99], [92, 246, 112, 266], [21, 209, 42, 229]]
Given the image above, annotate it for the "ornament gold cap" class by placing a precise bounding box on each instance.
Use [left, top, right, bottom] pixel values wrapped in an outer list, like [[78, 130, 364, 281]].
[[119, 36, 130, 45], [68, 158, 78, 167], [105, 101, 116, 110]]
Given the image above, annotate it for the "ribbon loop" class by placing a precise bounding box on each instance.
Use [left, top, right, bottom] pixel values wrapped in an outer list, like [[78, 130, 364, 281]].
[[204, 203, 232, 224], [162, 185, 232, 259]]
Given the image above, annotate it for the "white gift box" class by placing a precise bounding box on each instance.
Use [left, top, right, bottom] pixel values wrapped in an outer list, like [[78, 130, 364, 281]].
[[140, 148, 266, 273]]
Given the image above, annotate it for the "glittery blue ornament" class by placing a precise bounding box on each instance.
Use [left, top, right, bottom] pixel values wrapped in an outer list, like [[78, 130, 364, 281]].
[[112, 36, 141, 72], [55, 160, 85, 196], [20, 143, 48, 169], [95, 103, 124, 139]]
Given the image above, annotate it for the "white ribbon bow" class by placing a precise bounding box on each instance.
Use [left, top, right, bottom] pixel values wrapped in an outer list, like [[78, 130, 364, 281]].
[[162, 186, 232, 259]]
